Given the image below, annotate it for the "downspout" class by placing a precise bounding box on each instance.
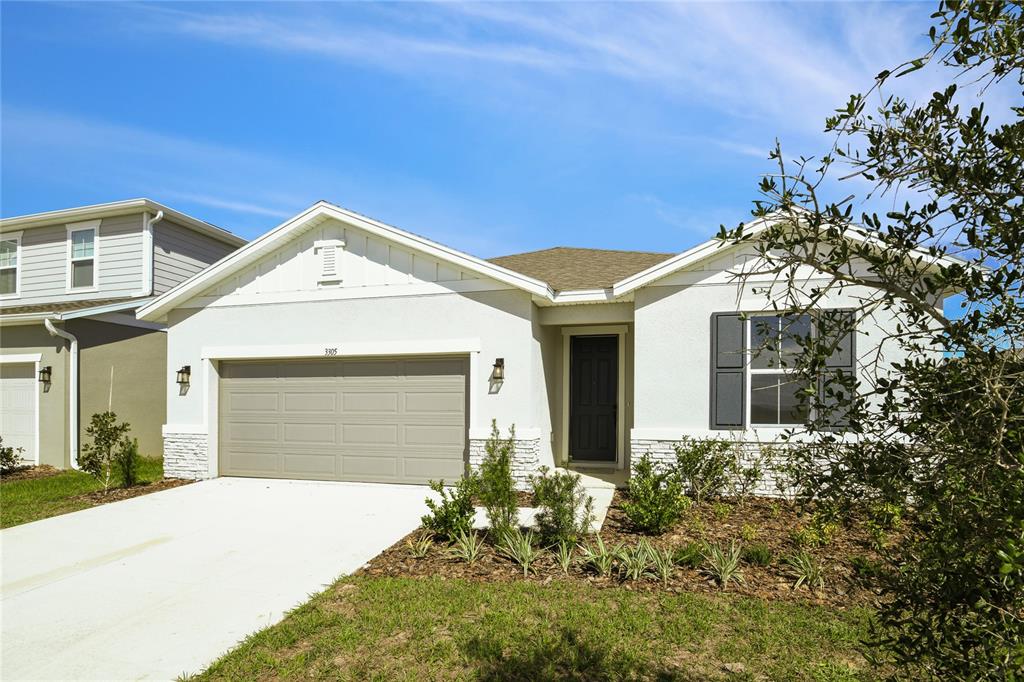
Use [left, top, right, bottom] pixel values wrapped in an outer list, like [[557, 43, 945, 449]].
[[141, 210, 164, 296], [44, 318, 80, 470]]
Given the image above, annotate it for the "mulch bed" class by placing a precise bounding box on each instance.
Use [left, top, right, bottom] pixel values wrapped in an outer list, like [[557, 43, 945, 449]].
[[360, 492, 884, 609], [0, 465, 62, 483], [74, 478, 193, 504]]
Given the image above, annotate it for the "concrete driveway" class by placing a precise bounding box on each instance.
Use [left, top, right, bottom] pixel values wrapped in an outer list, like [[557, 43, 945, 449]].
[[1, 477, 429, 681]]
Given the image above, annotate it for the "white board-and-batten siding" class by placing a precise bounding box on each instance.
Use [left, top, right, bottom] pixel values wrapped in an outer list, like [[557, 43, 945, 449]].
[[189, 219, 484, 306]]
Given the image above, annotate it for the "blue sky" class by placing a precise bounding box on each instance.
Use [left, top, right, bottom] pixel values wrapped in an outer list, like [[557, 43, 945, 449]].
[[2, 1, 939, 257]]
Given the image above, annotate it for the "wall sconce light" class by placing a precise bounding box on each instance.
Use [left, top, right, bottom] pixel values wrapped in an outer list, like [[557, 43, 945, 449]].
[[176, 365, 191, 386], [492, 358, 505, 381], [38, 366, 52, 384]]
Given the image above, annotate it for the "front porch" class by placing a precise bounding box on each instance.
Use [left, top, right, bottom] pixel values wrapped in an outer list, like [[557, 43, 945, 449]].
[[535, 303, 635, 485]]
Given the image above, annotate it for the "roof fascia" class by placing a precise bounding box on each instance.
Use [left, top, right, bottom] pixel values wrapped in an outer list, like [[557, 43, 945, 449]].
[[0, 199, 245, 247]]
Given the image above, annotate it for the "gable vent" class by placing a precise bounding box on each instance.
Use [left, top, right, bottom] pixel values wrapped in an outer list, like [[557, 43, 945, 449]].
[[314, 239, 345, 286]]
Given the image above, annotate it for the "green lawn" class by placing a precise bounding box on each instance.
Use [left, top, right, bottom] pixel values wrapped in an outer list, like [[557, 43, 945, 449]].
[[193, 576, 875, 681], [0, 457, 165, 528]]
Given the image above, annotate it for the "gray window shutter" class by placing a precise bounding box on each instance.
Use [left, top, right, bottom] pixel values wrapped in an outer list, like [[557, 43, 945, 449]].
[[819, 310, 856, 427], [710, 313, 746, 429]]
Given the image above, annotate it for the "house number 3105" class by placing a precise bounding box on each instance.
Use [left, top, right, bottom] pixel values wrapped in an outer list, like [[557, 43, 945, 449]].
[[324, 348, 338, 356]]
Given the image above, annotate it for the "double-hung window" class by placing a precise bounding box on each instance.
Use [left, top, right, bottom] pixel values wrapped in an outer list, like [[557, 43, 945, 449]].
[[710, 311, 856, 430], [0, 233, 20, 296], [748, 314, 812, 426], [68, 226, 96, 289]]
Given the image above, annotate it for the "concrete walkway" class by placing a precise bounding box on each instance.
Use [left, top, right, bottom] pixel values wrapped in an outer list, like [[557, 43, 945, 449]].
[[1, 477, 430, 681]]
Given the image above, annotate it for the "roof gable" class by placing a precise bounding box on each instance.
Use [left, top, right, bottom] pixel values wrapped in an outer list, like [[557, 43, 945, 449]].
[[137, 202, 551, 320]]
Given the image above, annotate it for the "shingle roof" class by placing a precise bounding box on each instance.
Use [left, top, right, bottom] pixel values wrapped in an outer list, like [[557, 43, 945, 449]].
[[0, 297, 139, 317], [488, 247, 675, 292]]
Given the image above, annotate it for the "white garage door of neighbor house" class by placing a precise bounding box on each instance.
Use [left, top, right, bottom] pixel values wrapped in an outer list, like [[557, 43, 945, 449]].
[[1, 363, 37, 464], [218, 356, 468, 484]]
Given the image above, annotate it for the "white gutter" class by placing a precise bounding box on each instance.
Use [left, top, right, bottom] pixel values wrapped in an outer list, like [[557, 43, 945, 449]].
[[44, 318, 80, 470]]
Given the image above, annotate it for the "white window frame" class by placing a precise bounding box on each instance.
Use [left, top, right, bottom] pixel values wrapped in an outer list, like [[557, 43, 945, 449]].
[[66, 220, 100, 292], [0, 231, 22, 299], [746, 314, 814, 427]]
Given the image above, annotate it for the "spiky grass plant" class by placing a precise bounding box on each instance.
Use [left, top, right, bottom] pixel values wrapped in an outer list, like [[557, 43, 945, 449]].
[[406, 532, 434, 559], [579, 535, 620, 577], [496, 528, 541, 577], [785, 550, 826, 593], [702, 540, 744, 590], [448, 530, 484, 565]]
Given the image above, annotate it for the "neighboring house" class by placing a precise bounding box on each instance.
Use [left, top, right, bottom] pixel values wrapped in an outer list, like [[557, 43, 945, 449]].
[[0, 200, 245, 469], [136, 201, 928, 489]]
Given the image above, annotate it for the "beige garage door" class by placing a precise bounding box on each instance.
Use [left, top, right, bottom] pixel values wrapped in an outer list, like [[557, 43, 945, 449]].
[[0, 363, 36, 465], [218, 356, 467, 484]]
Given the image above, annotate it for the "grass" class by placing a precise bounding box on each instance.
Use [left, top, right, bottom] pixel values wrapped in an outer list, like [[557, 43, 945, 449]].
[[0, 457, 164, 528], [193, 576, 875, 681]]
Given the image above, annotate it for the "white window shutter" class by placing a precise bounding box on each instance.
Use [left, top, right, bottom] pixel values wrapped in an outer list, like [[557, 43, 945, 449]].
[[314, 239, 345, 286]]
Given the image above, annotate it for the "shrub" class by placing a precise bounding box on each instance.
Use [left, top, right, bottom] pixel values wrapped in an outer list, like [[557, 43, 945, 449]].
[[579, 535, 619, 577], [422, 476, 476, 540], [477, 420, 519, 538], [711, 502, 731, 521], [618, 540, 656, 581], [791, 511, 840, 549], [79, 411, 131, 494], [786, 550, 826, 593], [622, 454, 689, 534], [673, 437, 735, 504], [674, 541, 704, 568], [740, 523, 758, 542], [530, 466, 594, 545], [850, 555, 884, 581], [496, 528, 540, 577], [742, 543, 773, 567], [115, 437, 140, 488], [448, 530, 484, 565], [702, 541, 744, 590], [0, 436, 24, 473]]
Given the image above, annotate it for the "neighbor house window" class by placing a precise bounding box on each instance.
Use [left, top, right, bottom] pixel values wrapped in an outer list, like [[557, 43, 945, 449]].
[[748, 314, 812, 426], [68, 227, 96, 289], [0, 234, 19, 296]]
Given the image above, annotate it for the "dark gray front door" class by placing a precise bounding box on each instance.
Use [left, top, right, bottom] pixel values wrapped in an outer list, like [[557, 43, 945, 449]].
[[569, 335, 618, 462]]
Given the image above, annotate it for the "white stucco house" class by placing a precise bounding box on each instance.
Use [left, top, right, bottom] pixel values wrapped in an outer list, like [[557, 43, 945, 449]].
[[136, 201, 912, 489]]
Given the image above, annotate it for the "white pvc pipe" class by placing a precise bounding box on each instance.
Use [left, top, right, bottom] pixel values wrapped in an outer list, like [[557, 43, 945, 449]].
[[44, 318, 80, 470]]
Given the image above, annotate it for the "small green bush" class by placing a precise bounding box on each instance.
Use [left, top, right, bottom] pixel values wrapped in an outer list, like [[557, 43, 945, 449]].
[[79, 411, 132, 493], [742, 543, 773, 567], [422, 476, 476, 540], [530, 466, 594, 545], [623, 454, 689, 534], [673, 437, 735, 504], [674, 541, 704, 568], [0, 436, 24, 473], [477, 420, 519, 538], [850, 555, 884, 580], [115, 437, 140, 488]]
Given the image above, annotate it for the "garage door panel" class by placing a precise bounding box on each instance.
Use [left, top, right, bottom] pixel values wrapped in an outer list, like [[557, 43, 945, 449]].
[[404, 424, 465, 446], [219, 356, 467, 484], [0, 363, 36, 464], [342, 423, 400, 446], [404, 391, 464, 414], [341, 392, 399, 412], [281, 453, 337, 476], [282, 422, 337, 445], [403, 457, 465, 481], [226, 392, 280, 413], [342, 455, 398, 479], [223, 451, 280, 475], [224, 422, 279, 442]]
